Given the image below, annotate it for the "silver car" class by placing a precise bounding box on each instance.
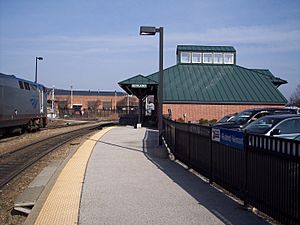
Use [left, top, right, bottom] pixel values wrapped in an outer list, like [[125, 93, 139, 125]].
[[244, 114, 300, 140]]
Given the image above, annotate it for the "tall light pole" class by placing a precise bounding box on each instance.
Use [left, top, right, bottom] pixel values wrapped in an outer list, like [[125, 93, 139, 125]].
[[140, 26, 164, 145], [70, 85, 73, 109], [35, 57, 43, 83], [51, 86, 55, 119], [114, 90, 117, 114]]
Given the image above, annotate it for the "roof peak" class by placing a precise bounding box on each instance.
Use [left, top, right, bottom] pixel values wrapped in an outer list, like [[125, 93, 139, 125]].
[[177, 45, 236, 53]]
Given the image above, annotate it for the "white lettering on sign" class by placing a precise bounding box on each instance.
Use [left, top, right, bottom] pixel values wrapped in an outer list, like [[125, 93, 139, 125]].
[[212, 128, 220, 142], [132, 84, 147, 88]]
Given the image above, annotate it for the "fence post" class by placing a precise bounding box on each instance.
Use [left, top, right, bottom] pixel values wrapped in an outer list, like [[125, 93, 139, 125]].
[[187, 122, 191, 166], [209, 127, 213, 184], [243, 131, 248, 207]]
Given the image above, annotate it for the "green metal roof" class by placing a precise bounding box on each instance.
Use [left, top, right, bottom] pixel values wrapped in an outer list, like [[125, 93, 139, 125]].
[[177, 45, 236, 53], [118, 74, 158, 96], [118, 74, 158, 85], [251, 69, 275, 78], [146, 64, 287, 104], [251, 69, 287, 87]]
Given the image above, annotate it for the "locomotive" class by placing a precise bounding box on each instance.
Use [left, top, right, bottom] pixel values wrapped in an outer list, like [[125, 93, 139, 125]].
[[0, 73, 47, 135]]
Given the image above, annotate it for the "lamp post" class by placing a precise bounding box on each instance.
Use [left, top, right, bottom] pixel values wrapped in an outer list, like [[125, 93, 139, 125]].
[[114, 90, 117, 114], [140, 26, 164, 145], [70, 85, 73, 109], [51, 86, 55, 119], [35, 57, 43, 83]]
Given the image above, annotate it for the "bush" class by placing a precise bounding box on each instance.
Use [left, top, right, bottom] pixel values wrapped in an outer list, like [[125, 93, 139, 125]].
[[199, 118, 217, 125], [175, 117, 185, 123]]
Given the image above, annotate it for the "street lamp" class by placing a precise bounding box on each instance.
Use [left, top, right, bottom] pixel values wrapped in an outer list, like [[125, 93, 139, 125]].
[[140, 26, 164, 145], [35, 56, 43, 83]]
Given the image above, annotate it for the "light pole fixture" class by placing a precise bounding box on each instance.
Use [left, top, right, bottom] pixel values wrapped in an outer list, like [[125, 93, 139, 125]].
[[35, 56, 43, 83], [140, 26, 164, 145]]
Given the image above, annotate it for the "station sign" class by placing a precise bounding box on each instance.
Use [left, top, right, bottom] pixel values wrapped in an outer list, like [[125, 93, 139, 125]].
[[212, 128, 244, 150], [131, 84, 147, 88]]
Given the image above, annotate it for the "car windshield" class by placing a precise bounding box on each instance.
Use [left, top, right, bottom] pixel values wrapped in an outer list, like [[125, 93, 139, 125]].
[[230, 111, 253, 125], [245, 117, 282, 134], [218, 115, 230, 123]]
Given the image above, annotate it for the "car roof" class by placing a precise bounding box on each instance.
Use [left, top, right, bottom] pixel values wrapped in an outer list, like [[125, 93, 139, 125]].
[[259, 114, 300, 120], [241, 108, 296, 113]]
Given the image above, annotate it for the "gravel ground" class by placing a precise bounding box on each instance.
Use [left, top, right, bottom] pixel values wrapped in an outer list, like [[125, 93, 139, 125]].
[[0, 119, 96, 156], [0, 119, 100, 225]]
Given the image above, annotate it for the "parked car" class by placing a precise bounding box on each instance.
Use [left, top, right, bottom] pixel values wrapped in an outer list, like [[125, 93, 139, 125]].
[[213, 108, 297, 130], [244, 114, 300, 139], [217, 113, 237, 123]]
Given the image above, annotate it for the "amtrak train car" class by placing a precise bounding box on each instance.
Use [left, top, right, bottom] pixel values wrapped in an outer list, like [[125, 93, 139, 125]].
[[0, 73, 47, 135]]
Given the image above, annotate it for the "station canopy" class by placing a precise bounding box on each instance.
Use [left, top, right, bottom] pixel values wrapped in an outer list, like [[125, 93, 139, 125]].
[[118, 74, 158, 100]]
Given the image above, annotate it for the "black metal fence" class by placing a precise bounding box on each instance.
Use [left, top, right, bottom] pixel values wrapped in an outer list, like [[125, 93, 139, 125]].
[[163, 118, 300, 225]]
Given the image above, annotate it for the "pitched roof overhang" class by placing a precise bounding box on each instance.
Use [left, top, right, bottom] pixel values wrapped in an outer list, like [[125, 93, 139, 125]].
[[118, 74, 158, 99], [250, 69, 288, 87]]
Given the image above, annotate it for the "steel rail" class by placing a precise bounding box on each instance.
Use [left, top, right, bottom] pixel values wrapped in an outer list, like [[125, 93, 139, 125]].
[[0, 121, 95, 144], [0, 122, 117, 188], [0, 121, 116, 157]]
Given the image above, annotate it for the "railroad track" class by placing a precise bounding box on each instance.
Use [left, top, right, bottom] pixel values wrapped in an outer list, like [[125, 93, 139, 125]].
[[0, 121, 94, 144], [0, 122, 117, 188]]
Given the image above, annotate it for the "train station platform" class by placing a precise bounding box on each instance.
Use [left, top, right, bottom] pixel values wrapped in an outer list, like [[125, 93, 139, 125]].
[[25, 126, 269, 225]]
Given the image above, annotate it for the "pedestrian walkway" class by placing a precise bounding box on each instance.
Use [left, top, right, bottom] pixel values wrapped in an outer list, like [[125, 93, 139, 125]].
[[31, 127, 114, 225], [79, 126, 269, 225]]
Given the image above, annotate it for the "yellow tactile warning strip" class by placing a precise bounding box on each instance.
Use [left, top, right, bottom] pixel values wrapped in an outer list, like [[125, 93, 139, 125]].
[[34, 127, 114, 225]]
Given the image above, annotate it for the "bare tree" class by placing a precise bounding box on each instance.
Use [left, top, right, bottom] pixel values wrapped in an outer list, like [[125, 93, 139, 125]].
[[88, 100, 101, 112], [289, 84, 300, 107]]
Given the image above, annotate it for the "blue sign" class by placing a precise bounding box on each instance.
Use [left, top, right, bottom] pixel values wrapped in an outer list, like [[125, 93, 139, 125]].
[[212, 128, 244, 150]]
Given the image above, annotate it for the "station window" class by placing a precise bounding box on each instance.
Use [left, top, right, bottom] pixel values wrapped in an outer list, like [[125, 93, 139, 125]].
[[213, 53, 223, 64], [24, 82, 30, 90], [224, 53, 234, 64], [18, 81, 24, 89], [192, 52, 202, 63], [203, 53, 213, 63], [103, 101, 112, 111], [180, 52, 191, 63]]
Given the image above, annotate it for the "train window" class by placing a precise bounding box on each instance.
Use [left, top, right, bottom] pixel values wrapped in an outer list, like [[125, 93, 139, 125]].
[[18, 81, 24, 89], [30, 84, 37, 91], [24, 82, 30, 90]]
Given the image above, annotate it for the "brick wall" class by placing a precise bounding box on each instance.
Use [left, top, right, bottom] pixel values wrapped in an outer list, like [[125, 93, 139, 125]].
[[163, 103, 286, 122], [48, 95, 138, 111]]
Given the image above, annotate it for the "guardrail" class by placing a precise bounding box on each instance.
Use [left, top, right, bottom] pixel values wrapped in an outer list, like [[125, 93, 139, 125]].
[[163, 118, 300, 225]]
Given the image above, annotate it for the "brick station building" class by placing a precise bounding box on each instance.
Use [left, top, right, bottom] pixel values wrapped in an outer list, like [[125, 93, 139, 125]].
[[119, 45, 288, 123]]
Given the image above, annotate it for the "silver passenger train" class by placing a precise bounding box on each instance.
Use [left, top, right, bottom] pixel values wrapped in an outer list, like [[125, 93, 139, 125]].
[[0, 73, 47, 135]]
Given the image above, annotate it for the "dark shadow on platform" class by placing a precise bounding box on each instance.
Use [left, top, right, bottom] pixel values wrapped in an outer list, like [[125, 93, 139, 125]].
[[142, 129, 270, 225], [96, 140, 143, 153]]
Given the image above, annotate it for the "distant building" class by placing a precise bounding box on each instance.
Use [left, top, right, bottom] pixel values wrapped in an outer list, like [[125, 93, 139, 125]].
[[47, 89, 138, 117], [119, 45, 288, 122]]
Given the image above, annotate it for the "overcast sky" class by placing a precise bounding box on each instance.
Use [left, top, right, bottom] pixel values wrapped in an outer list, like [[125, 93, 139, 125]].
[[0, 0, 299, 99]]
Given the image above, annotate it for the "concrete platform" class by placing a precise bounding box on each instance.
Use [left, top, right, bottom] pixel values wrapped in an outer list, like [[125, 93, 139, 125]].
[[14, 161, 62, 214], [79, 127, 269, 225], [25, 126, 270, 225], [30, 127, 114, 225]]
